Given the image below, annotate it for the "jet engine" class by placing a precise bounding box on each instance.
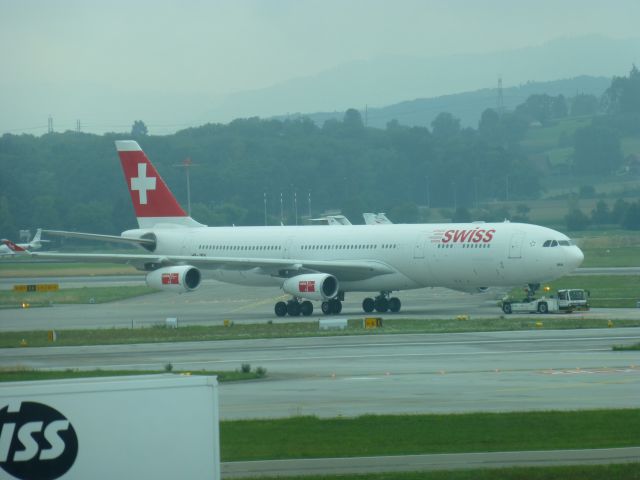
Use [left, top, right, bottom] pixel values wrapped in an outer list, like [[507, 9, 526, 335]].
[[282, 274, 339, 301], [146, 266, 201, 292]]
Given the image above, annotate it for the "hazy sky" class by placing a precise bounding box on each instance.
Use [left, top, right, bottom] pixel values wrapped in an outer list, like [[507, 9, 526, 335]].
[[2, 0, 639, 134]]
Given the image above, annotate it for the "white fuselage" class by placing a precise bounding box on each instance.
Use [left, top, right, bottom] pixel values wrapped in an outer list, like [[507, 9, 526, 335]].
[[141, 221, 583, 294]]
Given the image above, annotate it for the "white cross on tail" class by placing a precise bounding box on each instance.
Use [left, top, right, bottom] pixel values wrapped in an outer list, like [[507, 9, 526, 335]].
[[130, 163, 156, 205]]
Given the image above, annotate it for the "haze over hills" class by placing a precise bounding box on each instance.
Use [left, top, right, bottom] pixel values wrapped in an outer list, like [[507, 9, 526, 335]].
[[208, 35, 639, 126], [2, 35, 638, 135], [280, 76, 611, 129]]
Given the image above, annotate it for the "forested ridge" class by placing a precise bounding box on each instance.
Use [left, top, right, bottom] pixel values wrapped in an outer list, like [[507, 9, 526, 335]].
[[1, 67, 640, 237]]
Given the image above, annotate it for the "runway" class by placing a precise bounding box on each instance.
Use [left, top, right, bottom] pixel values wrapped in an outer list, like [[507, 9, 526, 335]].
[[3, 329, 639, 420], [3, 274, 640, 475], [2, 276, 639, 332], [221, 447, 640, 478]]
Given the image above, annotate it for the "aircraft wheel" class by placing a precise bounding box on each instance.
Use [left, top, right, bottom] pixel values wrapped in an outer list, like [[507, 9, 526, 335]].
[[287, 301, 301, 316], [331, 299, 342, 314], [502, 302, 512, 314], [388, 297, 401, 313], [300, 300, 313, 316], [374, 297, 389, 313], [537, 302, 548, 314], [321, 301, 332, 315], [362, 297, 375, 313], [275, 301, 287, 317]]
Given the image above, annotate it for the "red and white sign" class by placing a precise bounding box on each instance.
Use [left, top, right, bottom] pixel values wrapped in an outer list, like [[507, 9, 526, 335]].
[[298, 280, 316, 293], [162, 273, 180, 285]]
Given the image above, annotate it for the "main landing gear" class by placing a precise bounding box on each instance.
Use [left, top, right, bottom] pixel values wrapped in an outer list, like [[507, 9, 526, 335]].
[[321, 299, 342, 315], [362, 292, 401, 313], [274, 292, 403, 317], [275, 298, 314, 317]]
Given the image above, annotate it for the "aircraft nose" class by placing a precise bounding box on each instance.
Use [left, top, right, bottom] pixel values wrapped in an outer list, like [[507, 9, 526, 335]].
[[566, 246, 584, 270]]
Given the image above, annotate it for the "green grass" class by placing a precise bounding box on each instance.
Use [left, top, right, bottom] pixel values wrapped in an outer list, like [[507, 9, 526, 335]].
[[220, 410, 640, 461], [3, 315, 640, 349], [520, 117, 592, 151], [541, 275, 640, 308], [545, 146, 573, 166], [247, 464, 640, 480], [581, 246, 640, 267], [0, 367, 264, 383], [0, 261, 140, 277], [621, 135, 640, 156], [613, 342, 640, 351], [0, 285, 155, 308]]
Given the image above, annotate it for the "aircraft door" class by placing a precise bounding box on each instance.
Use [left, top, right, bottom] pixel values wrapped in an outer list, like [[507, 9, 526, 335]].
[[413, 233, 427, 259], [508, 232, 525, 259], [283, 237, 294, 259], [181, 231, 194, 256]]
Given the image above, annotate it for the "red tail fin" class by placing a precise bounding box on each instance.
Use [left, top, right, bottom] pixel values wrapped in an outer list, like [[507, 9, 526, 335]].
[[2, 239, 27, 253], [115, 141, 202, 228]]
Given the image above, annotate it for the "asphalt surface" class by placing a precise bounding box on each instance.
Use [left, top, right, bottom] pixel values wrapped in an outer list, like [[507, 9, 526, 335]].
[[3, 329, 640, 419], [2, 271, 639, 476], [221, 447, 640, 478], [2, 275, 640, 331]]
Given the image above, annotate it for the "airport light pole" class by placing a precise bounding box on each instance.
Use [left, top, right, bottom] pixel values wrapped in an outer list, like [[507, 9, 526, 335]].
[[173, 157, 198, 216], [452, 181, 457, 210], [474, 177, 479, 210], [505, 175, 510, 202], [424, 176, 430, 208], [280, 192, 284, 225]]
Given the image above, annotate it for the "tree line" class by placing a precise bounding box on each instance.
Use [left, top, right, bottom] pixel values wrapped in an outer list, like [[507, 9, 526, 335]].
[[1, 67, 639, 237]]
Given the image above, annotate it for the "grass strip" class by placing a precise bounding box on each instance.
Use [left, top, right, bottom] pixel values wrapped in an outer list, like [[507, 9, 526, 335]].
[[227, 463, 640, 480], [0, 285, 155, 308], [0, 262, 140, 278], [3, 317, 640, 348], [220, 410, 640, 461], [613, 342, 640, 351], [0, 368, 264, 383], [509, 274, 640, 308]]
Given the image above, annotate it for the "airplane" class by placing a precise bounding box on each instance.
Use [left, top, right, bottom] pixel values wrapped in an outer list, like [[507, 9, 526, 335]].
[[363, 213, 392, 225], [33, 140, 584, 316], [0, 229, 48, 256], [311, 215, 352, 226]]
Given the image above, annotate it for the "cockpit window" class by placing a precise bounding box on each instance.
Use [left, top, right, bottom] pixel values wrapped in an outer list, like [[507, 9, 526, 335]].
[[558, 240, 570, 246], [551, 240, 558, 247], [543, 240, 551, 247]]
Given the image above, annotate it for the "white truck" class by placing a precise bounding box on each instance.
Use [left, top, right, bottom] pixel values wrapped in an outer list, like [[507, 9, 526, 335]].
[[0, 374, 221, 480], [501, 288, 590, 314]]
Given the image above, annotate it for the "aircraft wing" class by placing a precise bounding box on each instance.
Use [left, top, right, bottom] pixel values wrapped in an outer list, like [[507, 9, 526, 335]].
[[29, 252, 396, 281], [42, 230, 155, 247]]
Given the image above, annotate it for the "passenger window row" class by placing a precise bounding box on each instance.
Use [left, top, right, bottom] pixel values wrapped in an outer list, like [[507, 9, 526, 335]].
[[198, 245, 282, 251], [301, 244, 398, 250]]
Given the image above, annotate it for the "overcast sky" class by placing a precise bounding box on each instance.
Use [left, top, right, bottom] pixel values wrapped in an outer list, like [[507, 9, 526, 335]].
[[2, 0, 639, 134]]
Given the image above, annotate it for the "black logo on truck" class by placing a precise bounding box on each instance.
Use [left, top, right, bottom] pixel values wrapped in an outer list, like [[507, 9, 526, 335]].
[[0, 401, 78, 480]]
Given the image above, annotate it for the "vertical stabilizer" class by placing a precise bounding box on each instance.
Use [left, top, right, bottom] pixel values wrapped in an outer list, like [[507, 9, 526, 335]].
[[115, 141, 203, 228]]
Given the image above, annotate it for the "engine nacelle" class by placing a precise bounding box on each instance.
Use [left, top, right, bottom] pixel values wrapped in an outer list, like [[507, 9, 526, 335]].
[[282, 274, 339, 301], [146, 266, 201, 292]]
